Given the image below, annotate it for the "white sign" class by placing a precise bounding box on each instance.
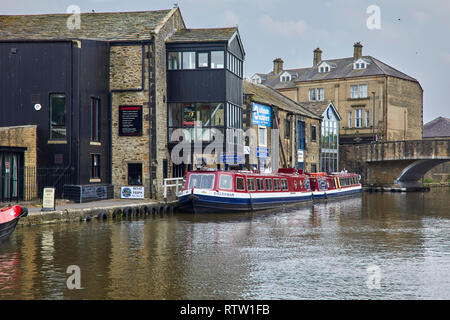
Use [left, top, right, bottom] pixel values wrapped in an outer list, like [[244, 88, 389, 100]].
[[34, 104, 42, 111], [243, 146, 250, 155], [42, 187, 55, 211], [297, 150, 304, 163], [121, 186, 145, 199]]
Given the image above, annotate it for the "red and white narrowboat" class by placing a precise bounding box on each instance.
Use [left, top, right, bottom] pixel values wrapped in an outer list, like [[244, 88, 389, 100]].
[[309, 172, 362, 199], [177, 168, 313, 213]]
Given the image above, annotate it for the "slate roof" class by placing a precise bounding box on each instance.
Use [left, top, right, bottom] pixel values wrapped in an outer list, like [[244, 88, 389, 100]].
[[423, 117, 450, 138], [298, 100, 341, 120], [243, 80, 322, 120], [167, 27, 238, 43], [258, 56, 419, 89], [0, 9, 177, 41]]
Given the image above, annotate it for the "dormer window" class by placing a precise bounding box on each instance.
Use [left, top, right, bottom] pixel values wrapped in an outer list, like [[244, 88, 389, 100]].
[[318, 62, 331, 73], [353, 58, 369, 70], [280, 71, 291, 82]]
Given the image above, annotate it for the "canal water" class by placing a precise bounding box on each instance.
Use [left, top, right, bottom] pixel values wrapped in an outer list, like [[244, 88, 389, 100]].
[[1, 188, 449, 300]]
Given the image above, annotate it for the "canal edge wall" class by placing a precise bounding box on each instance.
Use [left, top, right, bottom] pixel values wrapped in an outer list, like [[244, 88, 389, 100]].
[[17, 201, 178, 227]]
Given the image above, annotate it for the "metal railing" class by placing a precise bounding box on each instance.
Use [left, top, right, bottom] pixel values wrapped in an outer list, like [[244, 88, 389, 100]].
[[163, 177, 185, 201]]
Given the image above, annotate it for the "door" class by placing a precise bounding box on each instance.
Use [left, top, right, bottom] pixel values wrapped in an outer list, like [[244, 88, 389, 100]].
[[296, 121, 305, 170]]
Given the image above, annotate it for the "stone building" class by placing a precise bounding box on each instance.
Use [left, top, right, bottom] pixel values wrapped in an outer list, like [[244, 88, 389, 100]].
[[0, 7, 245, 201], [422, 116, 450, 182], [252, 42, 423, 145], [243, 80, 322, 173]]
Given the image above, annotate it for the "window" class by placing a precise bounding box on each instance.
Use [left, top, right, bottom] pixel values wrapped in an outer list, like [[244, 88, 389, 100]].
[[350, 85, 358, 99], [91, 154, 100, 179], [320, 67, 324, 73], [366, 110, 370, 127], [311, 163, 317, 173], [309, 89, 316, 101], [311, 125, 316, 142], [265, 178, 273, 191], [182, 52, 196, 69], [348, 111, 352, 128], [188, 174, 215, 189], [325, 66, 329, 72], [236, 177, 245, 191], [258, 126, 267, 146], [50, 93, 66, 140], [317, 88, 324, 101], [284, 118, 291, 138], [197, 52, 209, 68], [219, 174, 233, 190], [355, 109, 363, 128], [360, 84, 368, 98], [168, 52, 181, 70], [273, 179, 281, 191], [247, 178, 256, 191], [211, 51, 224, 68], [90, 98, 100, 141], [128, 163, 142, 186], [256, 178, 264, 191], [281, 179, 288, 191]]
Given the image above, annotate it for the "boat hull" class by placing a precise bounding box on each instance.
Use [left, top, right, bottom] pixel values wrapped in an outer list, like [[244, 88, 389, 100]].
[[312, 185, 362, 200], [0, 206, 28, 243], [178, 190, 313, 214]]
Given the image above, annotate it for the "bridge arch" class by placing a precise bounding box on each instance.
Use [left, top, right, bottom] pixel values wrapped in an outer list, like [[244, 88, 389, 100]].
[[396, 159, 449, 188]]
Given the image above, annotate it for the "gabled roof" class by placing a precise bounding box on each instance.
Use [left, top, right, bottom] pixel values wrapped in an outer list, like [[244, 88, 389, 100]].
[[166, 27, 238, 43], [423, 117, 450, 138], [299, 100, 342, 121], [258, 55, 419, 90], [243, 80, 322, 120], [0, 9, 181, 41]]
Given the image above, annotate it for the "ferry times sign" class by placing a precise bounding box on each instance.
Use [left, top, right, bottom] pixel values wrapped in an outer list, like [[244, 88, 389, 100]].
[[252, 102, 271, 127]]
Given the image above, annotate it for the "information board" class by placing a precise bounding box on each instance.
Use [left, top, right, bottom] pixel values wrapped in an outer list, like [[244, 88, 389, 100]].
[[119, 105, 143, 136], [42, 187, 55, 211]]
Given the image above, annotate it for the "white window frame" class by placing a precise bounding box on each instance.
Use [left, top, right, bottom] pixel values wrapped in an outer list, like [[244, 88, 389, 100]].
[[348, 111, 352, 128], [350, 85, 358, 99], [355, 109, 363, 128], [317, 88, 324, 101], [309, 88, 316, 101], [360, 84, 368, 98]]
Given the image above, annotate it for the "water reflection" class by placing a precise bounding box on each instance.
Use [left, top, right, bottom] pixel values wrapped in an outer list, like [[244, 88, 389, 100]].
[[0, 188, 449, 299]]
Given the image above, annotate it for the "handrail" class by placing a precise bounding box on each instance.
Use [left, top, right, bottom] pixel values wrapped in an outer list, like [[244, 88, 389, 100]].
[[163, 177, 185, 200]]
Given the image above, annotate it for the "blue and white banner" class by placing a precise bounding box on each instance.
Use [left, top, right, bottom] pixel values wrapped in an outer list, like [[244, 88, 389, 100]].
[[252, 102, 271, 127]]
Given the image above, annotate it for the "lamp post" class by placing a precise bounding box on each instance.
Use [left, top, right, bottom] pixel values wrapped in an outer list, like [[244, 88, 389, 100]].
[[372, 91, 376, 142]]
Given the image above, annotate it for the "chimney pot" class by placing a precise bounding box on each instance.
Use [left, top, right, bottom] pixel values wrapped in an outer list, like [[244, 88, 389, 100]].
[[353, 42, 363, 60], [313, 47, 322, 66], [273, 58, 284, 74]]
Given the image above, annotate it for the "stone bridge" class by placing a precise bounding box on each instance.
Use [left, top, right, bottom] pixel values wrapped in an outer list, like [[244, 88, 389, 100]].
[[340, 139, 450, 190]]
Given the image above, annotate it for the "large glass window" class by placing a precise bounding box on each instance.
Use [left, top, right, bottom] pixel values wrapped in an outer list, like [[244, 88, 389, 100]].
[[50, 93, 66, 140], [188, 174, 215, 189], [198, 52, 209, 68], [211, 103, 224, 126], [182, 52, 196, 69], [168, 52, 181, 70], [211, 51, 224, 69]]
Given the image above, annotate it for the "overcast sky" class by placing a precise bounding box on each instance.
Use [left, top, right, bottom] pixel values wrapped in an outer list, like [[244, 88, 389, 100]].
[[2, 0, 449, 123]]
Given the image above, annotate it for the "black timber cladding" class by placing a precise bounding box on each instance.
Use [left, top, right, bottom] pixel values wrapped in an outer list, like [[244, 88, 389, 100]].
[[0, 40, 110, 184]]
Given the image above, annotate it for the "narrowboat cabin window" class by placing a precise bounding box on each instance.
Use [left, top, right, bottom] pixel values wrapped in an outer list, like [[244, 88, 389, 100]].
[[188, 174, 215, 189], [273, 179, 281, 191], [281, 179, 288, 191], [236, 177, 245, 191], [247, 178, 256, 191], [50, 93, 67, 140], [219, 174, 233, 190], [265, 178, 273, 191], [256, 178, 264, 191]]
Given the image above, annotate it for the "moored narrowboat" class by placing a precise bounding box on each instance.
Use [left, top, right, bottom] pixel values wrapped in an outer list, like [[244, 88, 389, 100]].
[[0, 206, 28, 243], [177, 168, 313, 213], [309, 172, 362, 199]]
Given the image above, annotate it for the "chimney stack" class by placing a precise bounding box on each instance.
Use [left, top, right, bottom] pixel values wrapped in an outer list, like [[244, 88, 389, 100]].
[[273, 58, 284, 74], [353, 42, 363, 60], [313, 47, 322, 66]]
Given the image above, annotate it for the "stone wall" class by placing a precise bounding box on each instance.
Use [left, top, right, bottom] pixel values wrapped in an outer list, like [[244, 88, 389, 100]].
[[0, 125, 37, 168]]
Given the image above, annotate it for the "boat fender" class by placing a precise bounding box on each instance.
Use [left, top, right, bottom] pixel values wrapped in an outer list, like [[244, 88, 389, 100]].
[[20, 207, 29, 218], [97, 210, 108, 220], [112, 208, 122, 219]]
